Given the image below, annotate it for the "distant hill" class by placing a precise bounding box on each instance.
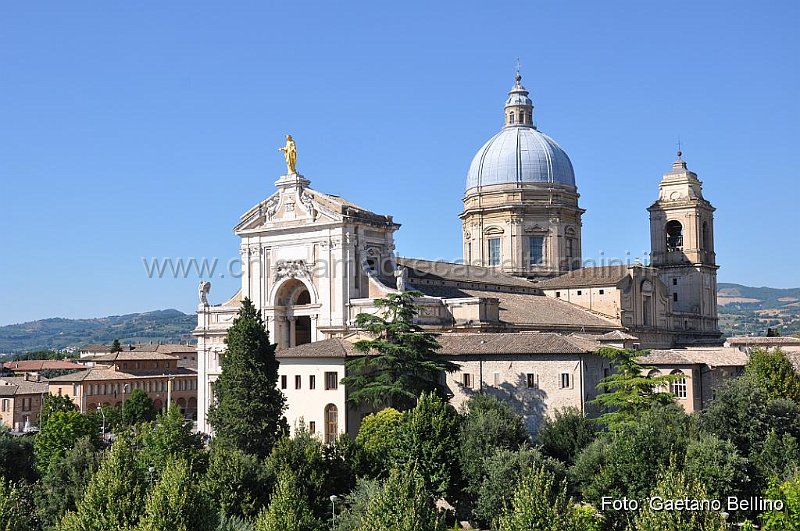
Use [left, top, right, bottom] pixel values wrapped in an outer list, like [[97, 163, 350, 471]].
[[717, 283, 800, 337], [0, 309, 195, 354]]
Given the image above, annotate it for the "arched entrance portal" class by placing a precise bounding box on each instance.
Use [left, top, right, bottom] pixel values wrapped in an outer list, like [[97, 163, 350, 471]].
[[274, 278, 315, 349]]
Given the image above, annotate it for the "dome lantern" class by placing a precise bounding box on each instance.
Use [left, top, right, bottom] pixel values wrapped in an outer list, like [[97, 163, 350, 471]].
[[505, 72, 533, 127], [465, 72, 575, 191]]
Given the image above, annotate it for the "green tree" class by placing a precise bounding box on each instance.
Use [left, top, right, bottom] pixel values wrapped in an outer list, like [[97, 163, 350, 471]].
[[39, 392, 78, 426], [138, 405, 203, 480], [35, 409, 98, 475], [359, 463, 444, 531], [208, 298, 287, 459], [745, 347, 800, 402], [136, 457, 218, 531], [536, 406, 597, 465], [121, 389, 157, 425], [0, 479, 37, 531], [497, 465, 601, 531], [35, 436, 103, 528], [684, 433, 751, 502], [699, 377, 771, 456], [762, 475, 800, 530], [331, 478, 381, 531], [254, 470, 321, 531], [571, 403, 693, 528], [110, 339, 123, 353], [355, 408, 403, 477], [266, 425, 333, 519], [590, 347, 680, 429], [58, 436, 146, 531], [0, 434, 36, 483], [459, 393, 528, 500], [342, 292, 459, 411], [753, 429, 800, 482], [202, 443, 270, 519], [631, 466, 725, 531], [393, 392, 461, 499], [474, 446, 566, 529]]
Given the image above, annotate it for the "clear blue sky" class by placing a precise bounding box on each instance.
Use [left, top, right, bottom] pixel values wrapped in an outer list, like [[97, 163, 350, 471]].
[[1, 0, 798, 325]]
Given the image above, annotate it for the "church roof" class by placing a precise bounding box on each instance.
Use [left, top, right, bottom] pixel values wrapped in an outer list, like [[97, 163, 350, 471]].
[[466, 127, 575, 190], [638, 347, 747, 368], [397, 257, 537, 291], [276, 332, 603, 359], [537, 265, 632, 289], [419, 286, 619, 331]]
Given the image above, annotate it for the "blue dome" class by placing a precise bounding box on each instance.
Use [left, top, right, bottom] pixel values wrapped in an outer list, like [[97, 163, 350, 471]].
[[466, 126, 576, 190]]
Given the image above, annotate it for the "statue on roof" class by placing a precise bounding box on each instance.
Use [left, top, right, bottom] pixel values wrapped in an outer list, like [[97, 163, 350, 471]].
[[199, 281, 211, 305], [394, 266, 408, 292], [278, 134, 297, 175]]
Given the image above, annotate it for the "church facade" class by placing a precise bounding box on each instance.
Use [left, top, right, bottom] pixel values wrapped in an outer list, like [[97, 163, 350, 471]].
[[194, 73, 724, 437]]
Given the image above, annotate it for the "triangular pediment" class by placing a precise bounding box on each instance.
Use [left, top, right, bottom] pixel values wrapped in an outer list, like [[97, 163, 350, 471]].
[[234, 188, 343, 233]]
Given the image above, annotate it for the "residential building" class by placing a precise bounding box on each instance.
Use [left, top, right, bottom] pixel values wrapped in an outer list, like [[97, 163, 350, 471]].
[[0, 375, 48, 432], [48, 350, 198, 417]]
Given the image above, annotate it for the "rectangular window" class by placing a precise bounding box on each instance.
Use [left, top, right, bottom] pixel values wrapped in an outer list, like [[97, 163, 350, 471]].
[[599, 289, 604, 295], [577, 290, 582, 296], [280, 375, 287, 390], [560, 372, 572, 389], [566, 238, 575, 258], [528, 236, 544, 266], [671, 377, 688, 399], [493, 372, 500, 385], [467, 242, 472, 264], [488, 238, 501, 267], [325, 372, 338, 390], [295, 375, 301, 389], [309, 421, 316, 434], [463, 373, 473, 388], [672, 278, 678, 286], [673, 292, 678, 302], [22, 398, 31, 411], [1, 399, 8, 412], [526, 373, 537, 389], [309, 375, 316, 390], [555, 291, 561, 298]]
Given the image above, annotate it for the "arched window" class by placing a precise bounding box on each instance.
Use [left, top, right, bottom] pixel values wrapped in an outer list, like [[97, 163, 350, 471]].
[[665, 220, 683, 251], [702, 221, 710, 251], [509, 112, 515, 124], [670, 370, 687, 399], [324, 404, 338, 444]]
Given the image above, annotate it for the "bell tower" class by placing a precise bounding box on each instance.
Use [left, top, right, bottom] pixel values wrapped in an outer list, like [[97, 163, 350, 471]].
[[648, 152, 719, 337]]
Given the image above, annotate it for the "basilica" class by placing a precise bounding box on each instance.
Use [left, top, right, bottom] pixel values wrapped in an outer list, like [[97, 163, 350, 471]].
[[195, 73, 732, 438]]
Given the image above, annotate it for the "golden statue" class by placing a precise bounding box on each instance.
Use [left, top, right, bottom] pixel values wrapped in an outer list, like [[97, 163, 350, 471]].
[[278, 134, 297, 174]]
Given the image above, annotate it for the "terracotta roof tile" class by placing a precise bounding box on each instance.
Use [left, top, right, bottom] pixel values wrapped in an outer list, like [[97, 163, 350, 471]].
[[639, 347, 748, 367], [0, 377, 49, 395], [537, 265, 632, 289]]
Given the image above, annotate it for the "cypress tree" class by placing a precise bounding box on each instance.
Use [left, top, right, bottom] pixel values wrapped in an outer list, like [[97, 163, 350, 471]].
[[208, 298, 287, 458]]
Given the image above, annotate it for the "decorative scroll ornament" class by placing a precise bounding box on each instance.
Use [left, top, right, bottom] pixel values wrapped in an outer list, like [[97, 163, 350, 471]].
[[274, 259, 313, 282]]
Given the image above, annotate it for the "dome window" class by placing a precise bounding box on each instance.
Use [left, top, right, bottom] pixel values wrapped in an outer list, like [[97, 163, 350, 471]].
[[509, 112, 515, 124]]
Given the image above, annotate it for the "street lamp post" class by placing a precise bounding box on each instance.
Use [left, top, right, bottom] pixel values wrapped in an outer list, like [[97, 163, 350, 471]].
[[121, 383, 129, 422], [96, 404, 106, 440], [330, 495, 341, 527]]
